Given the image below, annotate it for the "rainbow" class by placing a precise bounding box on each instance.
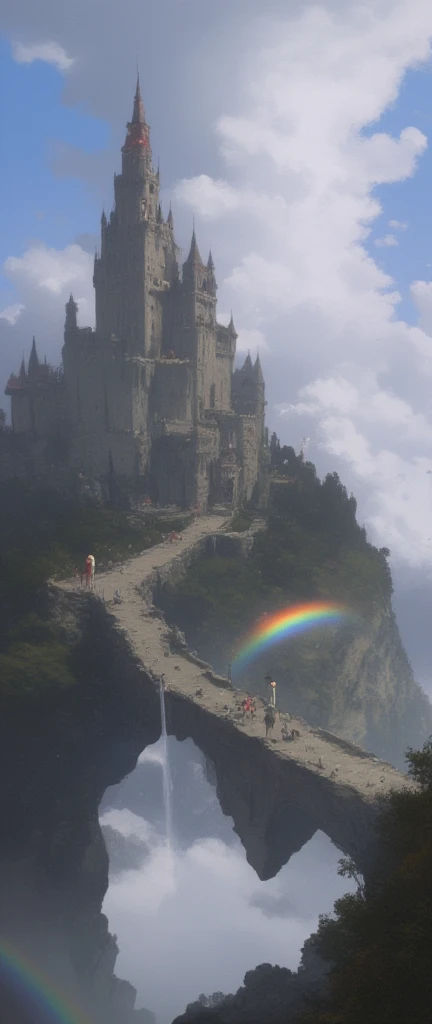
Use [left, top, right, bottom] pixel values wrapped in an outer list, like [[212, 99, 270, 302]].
[[232, 600, 357, 673], [0, 941, 93, 1024]]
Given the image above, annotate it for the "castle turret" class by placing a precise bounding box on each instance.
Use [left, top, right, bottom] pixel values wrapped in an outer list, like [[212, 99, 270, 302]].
[[228, 312, 238, 340], [242, 352, 253, 374], [206, 250, 217, 297], [28, 337, 40, 378], [64, 294, 78, 340], [182, 228, 204, 287], [253, 353, 264, 383], [93, 73, 178, 355], [121, 72, 152, 174]]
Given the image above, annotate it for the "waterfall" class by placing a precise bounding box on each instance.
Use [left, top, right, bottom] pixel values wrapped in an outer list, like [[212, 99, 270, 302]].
[[159, 679, 173, 850]]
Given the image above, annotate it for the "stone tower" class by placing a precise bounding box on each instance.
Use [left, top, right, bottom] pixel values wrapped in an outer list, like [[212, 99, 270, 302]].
[[3, 74, 267, 508]]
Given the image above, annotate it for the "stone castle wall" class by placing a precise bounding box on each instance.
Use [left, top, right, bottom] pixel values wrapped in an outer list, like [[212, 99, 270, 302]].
[[3, 84, 265, 509]]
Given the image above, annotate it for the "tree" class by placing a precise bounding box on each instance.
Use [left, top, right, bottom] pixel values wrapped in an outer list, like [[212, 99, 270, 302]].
[[304, 738, 432, 1023]]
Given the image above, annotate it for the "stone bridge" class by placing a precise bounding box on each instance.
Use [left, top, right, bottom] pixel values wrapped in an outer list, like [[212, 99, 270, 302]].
[[55, 515, 415, 880]]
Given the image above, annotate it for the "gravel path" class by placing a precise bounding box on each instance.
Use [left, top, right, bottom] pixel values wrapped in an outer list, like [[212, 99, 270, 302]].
[[56, 514, 414, 802]]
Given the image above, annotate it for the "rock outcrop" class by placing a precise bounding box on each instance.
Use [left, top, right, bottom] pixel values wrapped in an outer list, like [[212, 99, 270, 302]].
[[0, 515, 421, 1020], [54, 516, 415, 882]]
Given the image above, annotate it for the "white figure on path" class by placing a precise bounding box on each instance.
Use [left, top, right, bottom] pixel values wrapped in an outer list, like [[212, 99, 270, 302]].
[[88, 554, 95, 589], [265, 674, 277, 707]]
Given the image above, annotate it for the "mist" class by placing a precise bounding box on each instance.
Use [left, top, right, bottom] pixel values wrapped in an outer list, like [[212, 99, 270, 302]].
[[101, 737, 355, 1024]]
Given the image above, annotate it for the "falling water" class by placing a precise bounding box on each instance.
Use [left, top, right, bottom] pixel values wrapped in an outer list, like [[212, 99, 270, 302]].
[[159, 680, 173, 850]]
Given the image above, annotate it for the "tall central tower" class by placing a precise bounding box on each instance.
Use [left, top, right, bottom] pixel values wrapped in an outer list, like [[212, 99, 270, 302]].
[[93, 75, 176, 356]]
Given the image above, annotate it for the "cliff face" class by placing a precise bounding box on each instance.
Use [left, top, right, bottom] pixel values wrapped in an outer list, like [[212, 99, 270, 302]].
[[324, 602, 431, 768], [0, 510, 426, 1021], [0, 574, 414, 1022], [158, 534, 432, 771], [0, 589, 160, 1023]]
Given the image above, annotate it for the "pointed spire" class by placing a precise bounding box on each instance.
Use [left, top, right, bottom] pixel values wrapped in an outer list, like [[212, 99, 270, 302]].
[[65, 293, 78, 334], [123, 73, 151, 157], [132, 71, 145, 124], [207, 249, 215, 272], [28, 336, 40, 377], [185, 223, 204, 266], [253, 353, 264, 383], [228, 311, 237, 337], [157, 202, 162, 224], [19, 356, 26, 381], [242, 352, 253, 373], [101, 209, 107, 227], [167, 204, 174, 229]]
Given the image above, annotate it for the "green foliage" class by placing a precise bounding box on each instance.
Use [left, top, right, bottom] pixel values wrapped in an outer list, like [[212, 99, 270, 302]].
[[0, 640, 75, 695], [161, 448, 393, 721], [228, 511, 253, 532], [0, 482, 190, 698], [0, 481, 188, 597], [302, 738, 432, 1024], [406, 736, 432, 789]]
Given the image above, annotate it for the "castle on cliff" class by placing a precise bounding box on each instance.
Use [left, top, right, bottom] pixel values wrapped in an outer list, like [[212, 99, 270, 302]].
[[3, 77, 267, 509]]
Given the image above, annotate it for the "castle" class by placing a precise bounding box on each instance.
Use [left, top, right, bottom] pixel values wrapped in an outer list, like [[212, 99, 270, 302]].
[[3, 77, 266, 509]]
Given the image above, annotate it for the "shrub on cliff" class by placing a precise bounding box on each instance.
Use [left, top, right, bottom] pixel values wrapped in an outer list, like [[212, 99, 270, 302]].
[[302, 737, 432, 1024], [0, 640, 75, 694], [159, 449, 395, 722]]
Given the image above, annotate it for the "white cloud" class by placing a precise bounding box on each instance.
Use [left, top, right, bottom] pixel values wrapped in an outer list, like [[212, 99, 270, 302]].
[[12, 40, 75, 72], [374, 233, 399, 247], [236, 326, 269, 355], [389, 218, 408, 230], [0, 243, 94, 386], [172, 1, 432, 567], [284, 370, 432, 565], [0, 303, 25, 325], [4, 243, 92, 298], [104, 817, 353, 1024]]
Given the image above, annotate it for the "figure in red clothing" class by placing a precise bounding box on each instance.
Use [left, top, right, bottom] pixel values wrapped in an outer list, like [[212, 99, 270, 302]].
[[85, 556, 93, 590]]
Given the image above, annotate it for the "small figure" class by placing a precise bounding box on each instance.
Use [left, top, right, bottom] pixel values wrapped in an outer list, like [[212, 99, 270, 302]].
[[241, 698, 250, 720], [250, 701, 256, 720], [113, 588, 122, 604], [291, 728, 300, 739], [84, 556, 92, 590], [87, 554, 95, 589], [265, 673, 277, 707], [264, 707, 276, 738]]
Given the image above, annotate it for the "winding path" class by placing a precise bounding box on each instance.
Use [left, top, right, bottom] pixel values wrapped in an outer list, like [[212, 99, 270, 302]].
[[56, 513, 415, 878]]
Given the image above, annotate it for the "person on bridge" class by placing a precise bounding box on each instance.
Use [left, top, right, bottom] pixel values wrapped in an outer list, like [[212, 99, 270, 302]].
[[87, 554, 95, 589], [265, 674, 277, 707], [264, 707, 276, 737], [84, 557, 92, 590], [241, 698, 251, 721]]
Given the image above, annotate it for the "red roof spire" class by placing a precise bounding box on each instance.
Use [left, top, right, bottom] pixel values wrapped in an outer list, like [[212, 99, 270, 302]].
[[122, 72, 151, 156]]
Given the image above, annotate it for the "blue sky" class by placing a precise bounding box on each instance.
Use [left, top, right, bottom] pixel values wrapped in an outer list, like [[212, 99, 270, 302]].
[[1, 33, 432, 326], [367, 64, 432, 322], [0, 36, 108, 309]]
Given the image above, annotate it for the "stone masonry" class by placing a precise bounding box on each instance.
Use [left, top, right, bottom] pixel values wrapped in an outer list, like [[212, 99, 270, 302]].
[[2, 76, 266, 509]]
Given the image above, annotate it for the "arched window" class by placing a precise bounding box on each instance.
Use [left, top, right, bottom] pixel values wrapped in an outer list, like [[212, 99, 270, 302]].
[[202, 278, 207, 291], [210, 383, 216, 409]]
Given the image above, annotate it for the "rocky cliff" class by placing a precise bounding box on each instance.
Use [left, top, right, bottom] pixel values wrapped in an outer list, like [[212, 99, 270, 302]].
[[0, 505, 427, 1023], [158, 534, 432, 771], [0, 587, 159, 1024]]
